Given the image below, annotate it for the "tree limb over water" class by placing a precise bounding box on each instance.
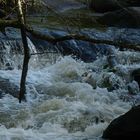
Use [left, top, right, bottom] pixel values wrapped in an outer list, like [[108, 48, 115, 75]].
[[0, 19, 140, 52], [26, 25, 140, 51]]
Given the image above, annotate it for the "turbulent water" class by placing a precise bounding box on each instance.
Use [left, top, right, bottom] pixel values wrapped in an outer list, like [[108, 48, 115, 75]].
[[0, 37, 140, 140]]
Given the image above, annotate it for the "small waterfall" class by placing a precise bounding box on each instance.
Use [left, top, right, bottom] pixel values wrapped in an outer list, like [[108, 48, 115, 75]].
[[0, 37, 55, 70], [0, 27, 140, 140], [0, 39, 23, 70]]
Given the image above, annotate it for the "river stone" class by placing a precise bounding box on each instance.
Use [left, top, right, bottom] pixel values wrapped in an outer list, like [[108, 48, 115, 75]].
[[131, 68, 140, 88], [82, 71, 97, 89], [127, 81, 139, 95], [0, 77, 19, 98], [102, 105, 140, 139], [29, 29, 114, 62]]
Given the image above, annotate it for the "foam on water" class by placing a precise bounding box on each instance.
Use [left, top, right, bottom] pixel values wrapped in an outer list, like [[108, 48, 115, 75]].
[[0, 48, 140, 140]]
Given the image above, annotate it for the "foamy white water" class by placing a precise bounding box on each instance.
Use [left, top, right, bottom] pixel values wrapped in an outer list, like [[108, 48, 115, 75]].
[[0, 48, 140, 140]]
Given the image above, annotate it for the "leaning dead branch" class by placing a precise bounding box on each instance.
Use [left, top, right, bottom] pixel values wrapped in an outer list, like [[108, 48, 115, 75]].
[[16, 0, 30, 103]]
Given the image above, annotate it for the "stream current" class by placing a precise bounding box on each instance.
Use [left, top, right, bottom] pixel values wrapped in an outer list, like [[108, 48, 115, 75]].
[[0, 28, 140, 140]]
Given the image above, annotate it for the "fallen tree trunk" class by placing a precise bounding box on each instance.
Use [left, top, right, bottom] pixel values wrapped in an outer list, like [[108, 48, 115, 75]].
[[25, 25, 140, 52], [0, 20, 140, 52]]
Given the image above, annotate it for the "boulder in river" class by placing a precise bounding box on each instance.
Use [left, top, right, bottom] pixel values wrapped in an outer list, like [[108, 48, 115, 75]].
[[97, 7, 140, 28], [127, 80, 139, 95], [0, 77, 19, 98], [102, 105, 140, 139], [131, 68, 140, 88]]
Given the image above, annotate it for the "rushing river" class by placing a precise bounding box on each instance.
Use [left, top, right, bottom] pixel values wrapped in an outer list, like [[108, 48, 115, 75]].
[[0, 29, 140, 140]]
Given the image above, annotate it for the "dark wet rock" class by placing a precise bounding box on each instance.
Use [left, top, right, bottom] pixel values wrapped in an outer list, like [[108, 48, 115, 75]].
[[89, 0, 120, 13], [29, 29, 116, 62], [28, 26, 140, 62], [97, 7, 140, 28], [1, 27, 140, 63], [0, 77, 19, 98], [0, 89, 4, 98], [97, 73, 125, 91], [107, 47, 118, 68], [102, 105, 140, 139], [131, 68, 140, 88], [89, 0, 140, 13], [82, 71, 97, 89], [127, 81, 139, 95]]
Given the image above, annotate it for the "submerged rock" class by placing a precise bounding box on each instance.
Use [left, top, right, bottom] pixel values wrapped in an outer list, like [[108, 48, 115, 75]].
[[102, 105, 140, 139], [82, 71, 97, 89], [131, 68, 140, 88], [127, 81, 139, 95], [97, 73, 125, 91], [0, 77, 19, 98], [28, 30, 112, 62]]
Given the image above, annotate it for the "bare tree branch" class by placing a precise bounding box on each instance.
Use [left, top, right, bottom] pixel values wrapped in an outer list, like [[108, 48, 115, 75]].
[[25, 25, 140, 51], [0, 19, 140, 51]]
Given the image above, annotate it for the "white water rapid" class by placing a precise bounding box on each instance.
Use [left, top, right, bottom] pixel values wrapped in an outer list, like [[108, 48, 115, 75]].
[[0, 43, 140, 140]]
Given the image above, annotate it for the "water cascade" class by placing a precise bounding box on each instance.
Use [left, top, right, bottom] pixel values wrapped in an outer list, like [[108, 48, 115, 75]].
[[0, 27, 140, 140]]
